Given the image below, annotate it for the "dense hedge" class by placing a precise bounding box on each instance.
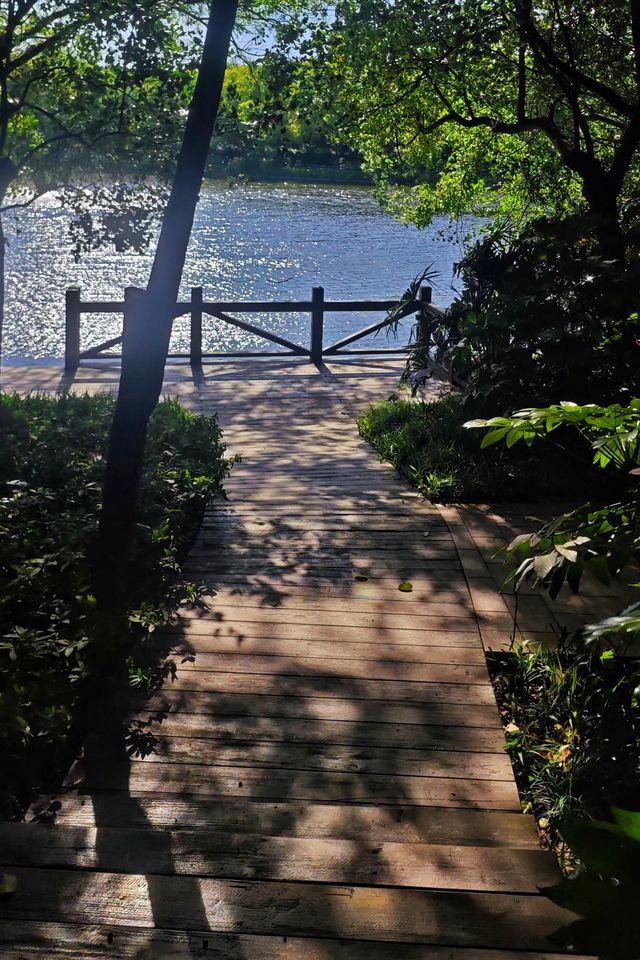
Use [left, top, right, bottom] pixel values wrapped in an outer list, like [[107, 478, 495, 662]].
[[357, 393, 607, 503], [0, 392, 230, 817]]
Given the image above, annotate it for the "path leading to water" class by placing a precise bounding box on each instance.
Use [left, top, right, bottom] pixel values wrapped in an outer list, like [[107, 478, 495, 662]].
[[1, 359, 578, 958]]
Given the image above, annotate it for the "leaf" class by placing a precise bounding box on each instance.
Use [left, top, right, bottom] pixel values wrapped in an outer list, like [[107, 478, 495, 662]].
[[398, 581, 413, 592], [612, 809, 640, 843], [533, 552, 558, 580], [0, 874, 17, 897], [556, 544, 578, 562]]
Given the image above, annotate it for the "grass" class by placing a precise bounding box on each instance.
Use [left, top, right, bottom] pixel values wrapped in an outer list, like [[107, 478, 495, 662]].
[[357, 393, 611, 503], [488, 641, 640, 854], [0, 392, 230, 817]]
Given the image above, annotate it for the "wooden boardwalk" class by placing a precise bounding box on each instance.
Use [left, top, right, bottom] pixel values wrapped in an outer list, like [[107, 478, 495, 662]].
[[0, 359, 579, 958]]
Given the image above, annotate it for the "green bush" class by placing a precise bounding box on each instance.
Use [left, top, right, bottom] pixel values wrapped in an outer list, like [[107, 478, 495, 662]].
[[489, 643, 640, 830], [357, 393, 604, 503], [543, 809, 640, 958], [467, 401, 640, 615], [0, 392, 229, 817], [407, 214, 640, 413]]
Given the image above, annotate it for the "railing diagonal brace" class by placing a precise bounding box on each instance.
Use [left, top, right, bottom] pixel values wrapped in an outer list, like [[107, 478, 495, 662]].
[[204, 308, 309, 355], [323, 300, 420, 354]]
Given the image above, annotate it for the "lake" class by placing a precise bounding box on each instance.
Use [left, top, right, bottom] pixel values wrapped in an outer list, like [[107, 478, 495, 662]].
[[3, 182, 473, 360]]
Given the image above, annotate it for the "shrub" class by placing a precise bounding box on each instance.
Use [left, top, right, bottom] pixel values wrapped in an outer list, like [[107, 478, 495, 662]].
[[406, 214, 640, 413], [466, 401, 640, 608], [489, 642, 640, 830], [0, 392, 229, 817], [543, 810, 640, 958], [357, 393, 606, 503]]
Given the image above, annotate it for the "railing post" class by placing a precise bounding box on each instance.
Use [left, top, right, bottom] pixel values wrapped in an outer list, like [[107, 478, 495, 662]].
[[65, 286, 81, 371], [310, 286, 324, 364], [416, 284, 433, 348], [190, 286, 203, 366]]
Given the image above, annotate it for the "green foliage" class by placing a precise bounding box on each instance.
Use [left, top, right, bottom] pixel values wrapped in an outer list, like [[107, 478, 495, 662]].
[[0, 392, 229, 817], [490, 642, 640, 829], [1, 2, 202, 198], [357, 393, 600, 504], [208, 60, 364, 180], [411, 216, 640, 412], [467, 401, 640, 603], [469, 400, 640, 471], [298, 0, 639, 233], [358, 394, 508, 502], [543, 810, 640, 958]]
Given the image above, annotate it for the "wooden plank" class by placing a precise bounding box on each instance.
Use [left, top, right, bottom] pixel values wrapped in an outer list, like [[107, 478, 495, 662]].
[[177, 604, 478, 631], [91, 735, 511, 775], [141, 691, 501, 728], [155, 638, 485, 665], [196, 584, 473, 606], [76, 761, 521, 808], [0, 921, 593, 960], [132, 713, 505, 752], [147, 652, 490, 684], [37, 797, 540, 847], [190, 544, 460, 560], [137, 671, 498, 705], [173, 603, 476, 628], [0, 824, 558, 892], [196, 522, 451, 538], [0, 868, 574, 948], [195, 572, 470, 590]]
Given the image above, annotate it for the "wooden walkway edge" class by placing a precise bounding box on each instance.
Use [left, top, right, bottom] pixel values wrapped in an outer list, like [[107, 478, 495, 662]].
[[0, 359, 585, 959]]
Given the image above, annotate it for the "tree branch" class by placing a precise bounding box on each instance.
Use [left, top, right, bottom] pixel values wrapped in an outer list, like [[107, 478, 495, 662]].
[[515, 1, 634, 118]]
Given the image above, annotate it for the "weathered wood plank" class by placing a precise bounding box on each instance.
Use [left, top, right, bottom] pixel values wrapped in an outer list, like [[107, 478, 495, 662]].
[[129, 713, 505, 752], [76, 761, 521, 808], [170, 619, 481, 647], [154, 637, 485, 665], [0, 868, 574, 948], [163, 603, 478, 629], [140, 691, 500, 728], [195, 572, 470, 589], [149, 652, 490, 684], [185, 558, 464, 577], [0, 824, 558, 892], [0, 921, 593, 960], [141, 671, 498, 705], [90, 735, 512, 776], [195, 584, 473, 606], [36, 797, 540, 846], [168, 612, 479, 638]]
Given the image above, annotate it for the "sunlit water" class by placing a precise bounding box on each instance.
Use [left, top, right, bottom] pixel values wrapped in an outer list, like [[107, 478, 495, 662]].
[[4, 182, 473, 360]]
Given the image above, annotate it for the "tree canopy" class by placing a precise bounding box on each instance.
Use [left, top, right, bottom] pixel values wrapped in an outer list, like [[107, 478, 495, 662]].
[[299, 0, 640, 255], [0, 1, 208, 202]]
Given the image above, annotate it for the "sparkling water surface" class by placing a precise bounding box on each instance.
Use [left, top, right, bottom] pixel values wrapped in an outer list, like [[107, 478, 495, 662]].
[[4, 182, 471, 360]]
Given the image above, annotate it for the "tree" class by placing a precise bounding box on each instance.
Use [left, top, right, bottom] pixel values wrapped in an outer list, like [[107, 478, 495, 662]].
[[0, 0, 202, 362], [302, 0, 640, 258], [96, 0, 239, 605]]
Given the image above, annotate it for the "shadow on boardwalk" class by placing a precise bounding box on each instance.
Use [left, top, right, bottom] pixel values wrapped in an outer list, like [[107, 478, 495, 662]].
[[0, 358, 570, 957]]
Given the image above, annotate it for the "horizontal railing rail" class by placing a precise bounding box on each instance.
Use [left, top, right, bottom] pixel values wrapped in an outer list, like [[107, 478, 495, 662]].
[[64, 284, 444, 371]]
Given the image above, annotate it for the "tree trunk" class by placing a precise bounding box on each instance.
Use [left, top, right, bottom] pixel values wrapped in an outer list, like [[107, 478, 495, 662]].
[[0, 208, 5, 381], [95, 0, 239, 605]]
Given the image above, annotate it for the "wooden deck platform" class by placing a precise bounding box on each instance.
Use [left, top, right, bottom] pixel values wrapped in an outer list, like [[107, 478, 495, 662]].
[[0, 359, 582, 958]]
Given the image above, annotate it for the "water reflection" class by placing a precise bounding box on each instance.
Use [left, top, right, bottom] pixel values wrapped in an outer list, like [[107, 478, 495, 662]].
[[4, 182, 473, 359]]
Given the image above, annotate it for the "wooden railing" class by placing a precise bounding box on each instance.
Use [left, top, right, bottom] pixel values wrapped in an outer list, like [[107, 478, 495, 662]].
[[64, 283, 445, 371]]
